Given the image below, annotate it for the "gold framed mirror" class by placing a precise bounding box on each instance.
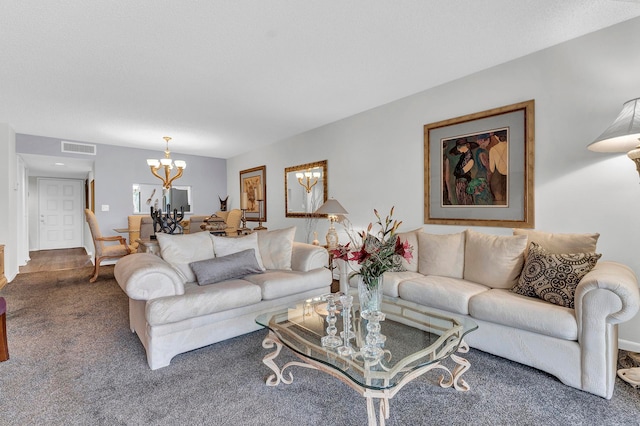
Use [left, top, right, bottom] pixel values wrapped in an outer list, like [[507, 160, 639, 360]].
[[284, 160, 328, 218]]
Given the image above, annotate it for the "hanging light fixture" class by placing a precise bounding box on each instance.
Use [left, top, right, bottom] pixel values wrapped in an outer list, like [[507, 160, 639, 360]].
[[146, 136, 187, 189]]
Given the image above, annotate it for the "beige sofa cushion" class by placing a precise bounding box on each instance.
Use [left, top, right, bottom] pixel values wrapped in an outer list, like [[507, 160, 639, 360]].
[[155, 232, 215, 282], [396, 228, 422, 272], [418, 232, 465, 278], [464, 229, 528, 289], [145, 279, 262, 326], [513, 229, 599, 258], [244, 269, 330, 300], [256, 226, 296, 270], [398, 275, 489, 315], [211, 232, 265, 271], [469, 288, 578, 340]]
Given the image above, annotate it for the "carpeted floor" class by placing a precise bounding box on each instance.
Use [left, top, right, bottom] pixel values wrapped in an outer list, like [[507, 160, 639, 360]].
[[1, 266, 639, 425]]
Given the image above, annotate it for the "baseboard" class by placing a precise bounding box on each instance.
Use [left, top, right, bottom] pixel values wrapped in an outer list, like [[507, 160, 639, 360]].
[[619, 338, 640, 353]]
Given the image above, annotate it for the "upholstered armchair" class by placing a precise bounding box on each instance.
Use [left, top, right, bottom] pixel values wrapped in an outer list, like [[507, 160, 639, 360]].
[[127, 215, 142, 250], [85, 209, 135, 282], [214, 209, 242, 236]]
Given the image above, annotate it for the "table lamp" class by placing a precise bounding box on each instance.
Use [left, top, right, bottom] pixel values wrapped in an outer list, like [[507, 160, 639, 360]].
[[314, 198, 348, 250]]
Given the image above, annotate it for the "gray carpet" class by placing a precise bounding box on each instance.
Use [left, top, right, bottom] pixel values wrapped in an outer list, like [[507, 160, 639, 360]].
[[1, 266, 639, 425]]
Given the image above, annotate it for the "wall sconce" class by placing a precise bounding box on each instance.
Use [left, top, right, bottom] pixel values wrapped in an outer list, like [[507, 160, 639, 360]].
[[296, 171, 321, 193], [588, 98, 640, 177]]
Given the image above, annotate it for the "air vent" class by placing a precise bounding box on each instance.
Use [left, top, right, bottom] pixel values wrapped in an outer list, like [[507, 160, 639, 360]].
[[61, 141, 97, 155]]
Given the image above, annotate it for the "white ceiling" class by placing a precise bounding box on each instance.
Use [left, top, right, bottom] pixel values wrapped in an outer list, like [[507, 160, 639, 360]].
[[2, 1, 640, 165]]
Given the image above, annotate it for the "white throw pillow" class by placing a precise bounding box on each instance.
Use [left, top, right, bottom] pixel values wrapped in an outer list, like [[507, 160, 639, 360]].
[[418, 232, 465, 278], [256, 227, 296, 270], [396, 228, 422, 272], [513, 229, 600, 258], [155, 232, 215, 282], [211, 232, 265, 271], [464, 229, 528, 289]]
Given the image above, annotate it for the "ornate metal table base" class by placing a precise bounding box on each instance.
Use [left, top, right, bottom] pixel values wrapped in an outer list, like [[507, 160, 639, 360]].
[[261, 331, 472, 426]]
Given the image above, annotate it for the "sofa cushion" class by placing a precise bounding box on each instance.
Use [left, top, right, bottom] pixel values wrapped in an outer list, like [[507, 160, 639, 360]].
[[189, 249, 263, 286], [145, 279, 262, 326], [464, 229, 528, 289], [244, 269, 331, 300], [512, 242, 601, 308], [396, 228, 422, 272], [398, 276, 490, 315], [418, 232, 465, 278], [211, 232, 265, 271], [155, 232, 215, 283], [469, 288, 578, 340], [349, 271, 424, 298], [256, 226, 296, 270], [513, 229, 599, 259]]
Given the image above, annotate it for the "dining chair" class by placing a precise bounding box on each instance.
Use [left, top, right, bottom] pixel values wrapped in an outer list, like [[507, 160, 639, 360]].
[[85, 209, 135, 283]]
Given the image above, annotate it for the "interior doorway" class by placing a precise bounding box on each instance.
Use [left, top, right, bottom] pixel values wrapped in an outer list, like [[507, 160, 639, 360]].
[[37, 178, 84, 250]]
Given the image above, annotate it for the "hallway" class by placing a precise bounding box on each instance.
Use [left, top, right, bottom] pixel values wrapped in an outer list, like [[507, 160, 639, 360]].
[[19, 248, 92, 273]]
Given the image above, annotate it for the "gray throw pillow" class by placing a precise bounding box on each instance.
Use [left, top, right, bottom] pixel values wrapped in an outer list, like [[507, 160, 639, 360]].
[[189, 249, 263, 286]]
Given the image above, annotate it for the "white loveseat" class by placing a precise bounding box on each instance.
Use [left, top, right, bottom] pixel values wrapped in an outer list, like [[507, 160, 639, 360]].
[[114, 227, 332, 369], [345, 228, 639, 399]]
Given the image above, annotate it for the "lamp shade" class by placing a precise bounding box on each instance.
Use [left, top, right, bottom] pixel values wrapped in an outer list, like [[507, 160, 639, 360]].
[[588, 98, 640, 153], [314, 198, 348, 215]]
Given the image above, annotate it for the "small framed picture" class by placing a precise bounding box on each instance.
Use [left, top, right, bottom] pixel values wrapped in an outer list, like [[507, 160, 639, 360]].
[[239, 165, 266, 222]]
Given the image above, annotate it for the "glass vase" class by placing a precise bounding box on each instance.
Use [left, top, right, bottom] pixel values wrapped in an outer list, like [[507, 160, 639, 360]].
[[358, 275, 384, 314]]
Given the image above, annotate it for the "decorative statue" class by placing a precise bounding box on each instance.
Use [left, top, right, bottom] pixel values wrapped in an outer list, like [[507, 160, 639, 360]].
[[219, 196, 228, 212]]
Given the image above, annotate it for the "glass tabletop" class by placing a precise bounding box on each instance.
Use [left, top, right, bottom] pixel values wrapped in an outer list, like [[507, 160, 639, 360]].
[[255, 293, 477, 390]]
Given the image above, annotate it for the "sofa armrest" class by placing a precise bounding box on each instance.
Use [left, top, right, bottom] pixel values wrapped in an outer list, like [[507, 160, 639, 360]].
[[575, 261, 640, 333], [114, 253, 185, 301], [573, 261, 639, 397], [291, 242, 329, 272]]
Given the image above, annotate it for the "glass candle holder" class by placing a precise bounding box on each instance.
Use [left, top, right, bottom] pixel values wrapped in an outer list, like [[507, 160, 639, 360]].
[[321, 294, 342, 348], [337, 294, 355, 357]]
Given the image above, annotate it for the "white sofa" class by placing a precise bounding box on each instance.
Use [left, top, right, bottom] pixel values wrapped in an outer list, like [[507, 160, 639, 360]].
[[114, 227, 332, 370], [345, 228, 639, 399]]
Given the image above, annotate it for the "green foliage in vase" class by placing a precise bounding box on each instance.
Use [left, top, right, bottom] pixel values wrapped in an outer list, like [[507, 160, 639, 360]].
[[331, 207, 413, 287]]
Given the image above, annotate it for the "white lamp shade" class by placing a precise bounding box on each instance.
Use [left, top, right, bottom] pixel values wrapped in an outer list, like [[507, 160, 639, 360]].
[[588, 98, 640, 152], [174, 160, 186, 169], [147, 159, 160, 167], [160, 158, 172, 166], [314, 198, 348, 215]]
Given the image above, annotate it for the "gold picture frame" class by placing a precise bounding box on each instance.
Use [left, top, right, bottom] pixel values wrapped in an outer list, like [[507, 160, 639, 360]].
[[424, 99, 535, 228], [284, 160, 328, 218], [240, 165, 266, 222]]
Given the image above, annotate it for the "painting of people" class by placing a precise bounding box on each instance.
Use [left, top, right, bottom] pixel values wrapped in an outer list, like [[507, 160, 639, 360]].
[[441, 128, 508, 207]]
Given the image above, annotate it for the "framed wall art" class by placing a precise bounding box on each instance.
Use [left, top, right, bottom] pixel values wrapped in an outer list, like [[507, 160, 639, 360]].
[[240, 165, 267, 222], [424, 99, 535, 228]]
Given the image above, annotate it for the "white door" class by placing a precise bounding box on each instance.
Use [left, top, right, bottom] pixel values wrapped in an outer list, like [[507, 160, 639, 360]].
[[38, 178, 84, 250]]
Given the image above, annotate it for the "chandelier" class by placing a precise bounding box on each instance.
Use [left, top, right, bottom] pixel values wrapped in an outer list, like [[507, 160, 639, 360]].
[[146, 136, 186, 189]]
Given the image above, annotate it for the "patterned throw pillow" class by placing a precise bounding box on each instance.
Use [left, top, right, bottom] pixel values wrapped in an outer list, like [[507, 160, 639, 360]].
[[512, 242, 601, 308]]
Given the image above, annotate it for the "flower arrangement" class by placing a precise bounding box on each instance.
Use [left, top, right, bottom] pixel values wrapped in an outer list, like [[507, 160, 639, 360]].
[[331, 207, 413, 287]]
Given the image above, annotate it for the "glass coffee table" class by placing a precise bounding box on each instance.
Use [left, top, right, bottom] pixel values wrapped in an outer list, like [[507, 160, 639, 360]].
[[255, 294, 478, 426]]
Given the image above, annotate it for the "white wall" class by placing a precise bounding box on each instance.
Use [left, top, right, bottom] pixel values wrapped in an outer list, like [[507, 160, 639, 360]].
[[0, 123, 18, 281], [227, 17, 640, 349]]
